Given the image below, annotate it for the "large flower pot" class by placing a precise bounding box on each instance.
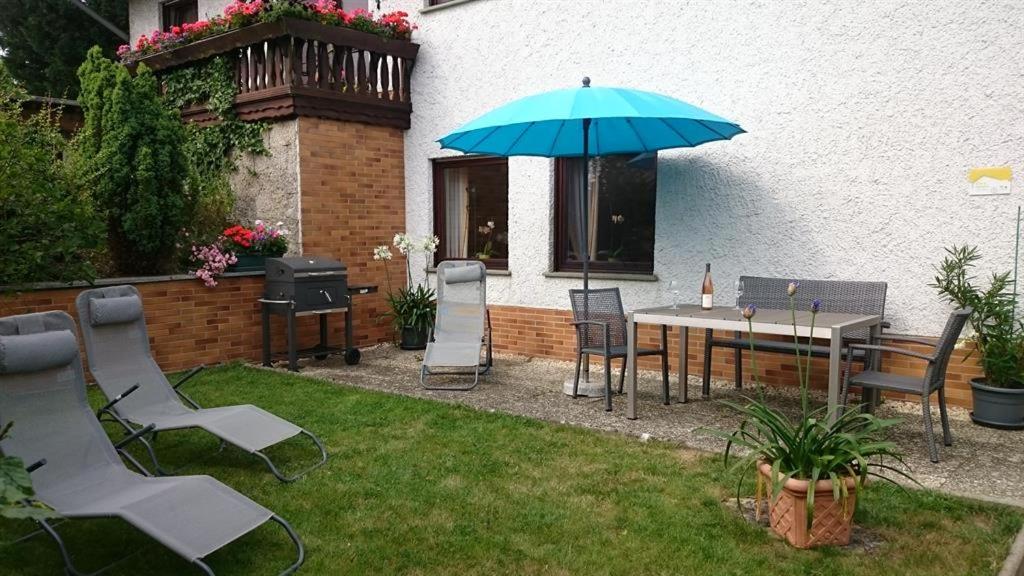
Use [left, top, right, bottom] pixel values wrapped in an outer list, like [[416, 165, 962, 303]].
[[229, 254, 268, 272], [970, 378, 1024, 430], [758, 462, 858, 549], [399, 326, 429, 350]]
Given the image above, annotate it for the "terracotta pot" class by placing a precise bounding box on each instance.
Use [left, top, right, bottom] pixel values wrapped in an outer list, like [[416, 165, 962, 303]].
[[757, 461, 858, 549]]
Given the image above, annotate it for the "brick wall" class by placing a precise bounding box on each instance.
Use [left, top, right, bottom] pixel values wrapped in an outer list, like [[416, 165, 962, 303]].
[[488, 304, 983, 409], [298, 116, 406, 348], [0, 277, 268, 375]]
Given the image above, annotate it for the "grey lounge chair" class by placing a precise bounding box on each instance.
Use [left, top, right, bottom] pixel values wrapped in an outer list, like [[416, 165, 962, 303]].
[[841, 308, 971, 463], [0, 311, 304, 576], [420, 261, 492, 390], [569, 288, 670, 412], [75, 285, 327, 483]]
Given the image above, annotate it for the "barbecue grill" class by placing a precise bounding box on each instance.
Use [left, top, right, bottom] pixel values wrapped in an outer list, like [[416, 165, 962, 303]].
[[260, 256, 376, 371]]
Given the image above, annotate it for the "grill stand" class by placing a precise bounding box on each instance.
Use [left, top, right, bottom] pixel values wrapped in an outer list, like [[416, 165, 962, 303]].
[[261, 298, 361, 372]]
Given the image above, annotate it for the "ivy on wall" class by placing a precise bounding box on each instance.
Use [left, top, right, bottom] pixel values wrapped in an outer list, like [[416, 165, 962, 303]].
[[162, 56, 269, 242]]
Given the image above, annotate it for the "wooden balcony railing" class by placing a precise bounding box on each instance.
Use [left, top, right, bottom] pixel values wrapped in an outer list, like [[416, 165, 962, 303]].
[[134, 18, 420, 129]]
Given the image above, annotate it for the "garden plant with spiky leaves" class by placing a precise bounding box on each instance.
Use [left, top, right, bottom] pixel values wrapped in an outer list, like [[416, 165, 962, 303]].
[[706, 284, 915, 530]]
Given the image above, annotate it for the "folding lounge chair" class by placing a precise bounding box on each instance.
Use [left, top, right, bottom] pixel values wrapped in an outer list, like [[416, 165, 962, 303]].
[[75, 285, 327, 483], [0, 311, 304, 576], [420, 261, 492, 390]]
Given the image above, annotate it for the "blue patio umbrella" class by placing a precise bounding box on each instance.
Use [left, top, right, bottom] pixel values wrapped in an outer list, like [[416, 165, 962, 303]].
[[437, 77, 744, 296]]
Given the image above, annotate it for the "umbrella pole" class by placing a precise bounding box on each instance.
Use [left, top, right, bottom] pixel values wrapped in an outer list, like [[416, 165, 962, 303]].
[[581, 118, 592, 383]]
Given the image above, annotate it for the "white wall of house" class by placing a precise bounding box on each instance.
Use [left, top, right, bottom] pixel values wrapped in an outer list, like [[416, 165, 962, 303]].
[[129, 0, 231, 39], [386, 0, 1024, 336]]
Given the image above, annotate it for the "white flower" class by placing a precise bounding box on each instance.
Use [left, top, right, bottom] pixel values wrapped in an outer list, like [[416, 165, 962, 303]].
[[254, 219, 263, 226], [275, 221, 284, 227], [486, 220, 495, 229], [393, 232, 414, 255], [421, 235, 440, 254], [373, 245, 393, 261]]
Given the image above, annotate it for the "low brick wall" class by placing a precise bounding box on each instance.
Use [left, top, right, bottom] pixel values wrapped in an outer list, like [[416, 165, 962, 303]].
[[489, 304, 983, 409], [0, 273, 393, 377]]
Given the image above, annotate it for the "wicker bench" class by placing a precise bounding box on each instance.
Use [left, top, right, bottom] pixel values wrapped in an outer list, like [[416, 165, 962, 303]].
[[702, 276, 888, 396]]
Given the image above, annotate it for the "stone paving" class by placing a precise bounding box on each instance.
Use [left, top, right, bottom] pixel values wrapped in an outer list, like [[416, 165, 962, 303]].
[[280, 345, 1024, 507]]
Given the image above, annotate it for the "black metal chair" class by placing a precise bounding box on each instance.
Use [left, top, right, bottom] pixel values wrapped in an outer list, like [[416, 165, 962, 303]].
[[841, 308, 972, 463], [569, 288, 669, 412]]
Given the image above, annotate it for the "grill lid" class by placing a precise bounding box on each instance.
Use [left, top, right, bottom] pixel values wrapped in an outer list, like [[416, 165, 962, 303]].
[[266, 256, 347, 281]]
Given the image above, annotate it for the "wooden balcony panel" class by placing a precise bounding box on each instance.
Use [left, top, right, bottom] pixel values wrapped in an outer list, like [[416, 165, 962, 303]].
[[132, 18, 419, 129]]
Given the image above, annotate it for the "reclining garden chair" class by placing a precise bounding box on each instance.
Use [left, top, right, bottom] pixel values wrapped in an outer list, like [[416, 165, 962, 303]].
[[0, 311, 304, 576], [420, 261, 492, 391], [75, 285, 327, 483]]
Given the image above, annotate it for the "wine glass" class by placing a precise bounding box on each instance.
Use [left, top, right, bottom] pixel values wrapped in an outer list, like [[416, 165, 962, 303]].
[[668, 280, 681, 309], [734, 279, 745, 310]]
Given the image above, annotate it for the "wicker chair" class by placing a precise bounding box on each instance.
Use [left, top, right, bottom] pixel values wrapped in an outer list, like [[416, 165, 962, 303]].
[[841, 308, 971, 463], [569, 288, 669, 412]]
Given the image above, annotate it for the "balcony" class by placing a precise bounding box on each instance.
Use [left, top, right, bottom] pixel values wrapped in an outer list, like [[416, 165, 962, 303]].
[[133, 18, 420, 129]]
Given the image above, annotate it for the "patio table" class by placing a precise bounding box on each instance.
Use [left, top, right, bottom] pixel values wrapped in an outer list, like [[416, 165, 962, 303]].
[[625, 305, 882, 420]]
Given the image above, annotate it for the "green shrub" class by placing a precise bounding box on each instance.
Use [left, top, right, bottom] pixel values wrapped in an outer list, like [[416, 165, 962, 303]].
[[0, 62, 103, 288], [73, 47, 188, 275]]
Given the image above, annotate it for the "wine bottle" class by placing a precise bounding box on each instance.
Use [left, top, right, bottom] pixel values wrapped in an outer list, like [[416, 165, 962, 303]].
[[701, 263, 714, 310]]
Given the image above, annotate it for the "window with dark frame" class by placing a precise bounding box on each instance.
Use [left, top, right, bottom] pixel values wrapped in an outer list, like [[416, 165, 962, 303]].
[[161, 0, 198, 31], [554, 154, 658, 274], [432, 156, 510, 270]]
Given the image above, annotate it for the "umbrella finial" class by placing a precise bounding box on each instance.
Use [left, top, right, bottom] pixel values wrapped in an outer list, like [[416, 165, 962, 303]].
[[582, 76, 591, 88]]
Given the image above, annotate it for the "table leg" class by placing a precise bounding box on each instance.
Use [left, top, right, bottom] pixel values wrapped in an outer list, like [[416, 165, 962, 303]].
[[828, 326, 842, 422], [679, 326, 689, 403], [626, 312, 638, 420]]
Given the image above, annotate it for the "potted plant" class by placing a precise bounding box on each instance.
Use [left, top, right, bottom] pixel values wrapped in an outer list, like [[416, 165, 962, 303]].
[[373, 233, 438, 350], [709, 283, 912, 548], [932, 245, 1024, 429], [222, 220, 289, 272]]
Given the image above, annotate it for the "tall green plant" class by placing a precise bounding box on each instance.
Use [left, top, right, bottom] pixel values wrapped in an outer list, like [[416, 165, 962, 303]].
[[932, 245, 1024, 388], [74, 46, 188, 275], [162, 56, 268, 242], [0, 61, 103, 287]]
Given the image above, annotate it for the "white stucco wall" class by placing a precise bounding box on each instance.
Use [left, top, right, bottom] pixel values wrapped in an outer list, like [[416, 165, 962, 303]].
[[129, 0, 233, 40], [385, 0, 1024, 336]]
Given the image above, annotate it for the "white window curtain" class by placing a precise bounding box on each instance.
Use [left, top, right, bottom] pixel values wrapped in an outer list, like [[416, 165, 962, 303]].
[[444, 167, 470, 258], [565, 158, 599, 261]]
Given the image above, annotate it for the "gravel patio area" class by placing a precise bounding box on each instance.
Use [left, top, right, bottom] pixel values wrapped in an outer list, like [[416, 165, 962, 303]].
[[281, 345, 1024, 507]]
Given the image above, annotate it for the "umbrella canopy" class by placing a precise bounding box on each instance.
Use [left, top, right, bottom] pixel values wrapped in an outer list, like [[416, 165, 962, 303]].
[[437, 78, 744, 300], [438, 79, 744, 157]]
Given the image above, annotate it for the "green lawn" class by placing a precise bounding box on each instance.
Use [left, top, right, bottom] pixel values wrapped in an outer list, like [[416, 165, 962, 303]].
[[0, 364, 1020, 575]]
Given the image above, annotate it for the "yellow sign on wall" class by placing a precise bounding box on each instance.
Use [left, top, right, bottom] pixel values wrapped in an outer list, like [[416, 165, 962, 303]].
[[968, 166, 1012, 196]]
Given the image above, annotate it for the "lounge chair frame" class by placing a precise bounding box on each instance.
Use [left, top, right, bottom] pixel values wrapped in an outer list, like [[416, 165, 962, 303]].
[[77, 285, 328, 483], [95, 365, 328, 483], [420, 261, 493, 391]]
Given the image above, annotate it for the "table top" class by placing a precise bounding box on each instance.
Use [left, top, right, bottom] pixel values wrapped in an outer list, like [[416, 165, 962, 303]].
[[630, 304, 880, 336]]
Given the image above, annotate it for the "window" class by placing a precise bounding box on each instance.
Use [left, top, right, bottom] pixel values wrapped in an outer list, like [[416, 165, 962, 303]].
[[432, 157, 509, 270], [161, 0, 198, 31], [554, 154, 657, 274]]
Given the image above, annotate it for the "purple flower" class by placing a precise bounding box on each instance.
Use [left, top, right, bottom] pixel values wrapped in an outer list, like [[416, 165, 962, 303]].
[[811, 298, 821, 314], [787, 281, 799, 296], [742, 304, 757, 319]]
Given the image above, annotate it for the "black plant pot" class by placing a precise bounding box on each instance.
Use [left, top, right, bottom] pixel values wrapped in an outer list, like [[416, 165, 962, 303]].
[[970, 377, 1024, 430], [399, 325, 429, 350]]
